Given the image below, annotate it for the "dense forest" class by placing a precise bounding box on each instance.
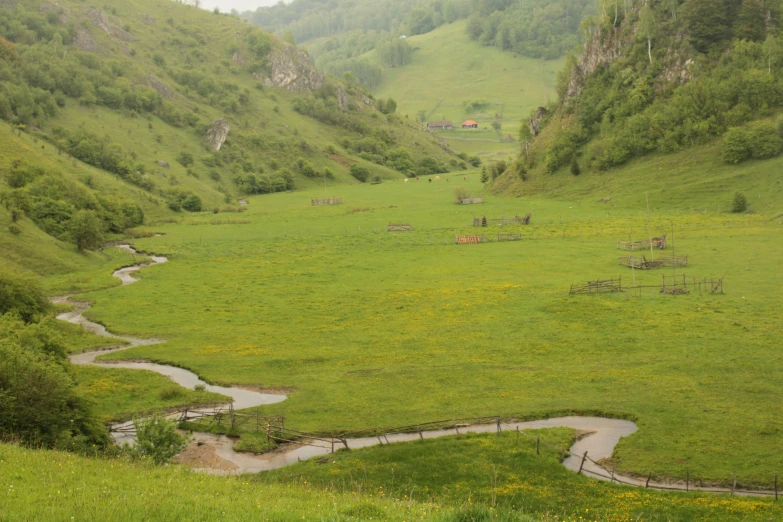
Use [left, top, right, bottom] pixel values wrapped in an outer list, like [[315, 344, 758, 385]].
[[242, 0, 594, 89], [521, 0, 783, 177]]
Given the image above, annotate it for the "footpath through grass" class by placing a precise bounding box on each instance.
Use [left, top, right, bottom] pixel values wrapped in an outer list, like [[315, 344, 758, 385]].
[[75, 157, 783, 486]]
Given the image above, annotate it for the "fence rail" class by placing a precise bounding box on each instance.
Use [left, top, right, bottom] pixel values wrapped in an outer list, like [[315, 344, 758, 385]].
[[311, 198, 342, 206], [497, 234, 522, 242], [456, 235, 488, 245], [387, 224, 413, 232], [617, 235, 667, 251], [569, 278, 623, 295]]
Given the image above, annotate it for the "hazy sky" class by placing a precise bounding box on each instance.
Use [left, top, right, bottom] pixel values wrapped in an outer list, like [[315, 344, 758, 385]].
[[199, 0, 281, 13]]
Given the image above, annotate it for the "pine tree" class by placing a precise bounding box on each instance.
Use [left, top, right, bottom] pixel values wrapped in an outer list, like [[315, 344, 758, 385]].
[[480, 166, 489, 184]]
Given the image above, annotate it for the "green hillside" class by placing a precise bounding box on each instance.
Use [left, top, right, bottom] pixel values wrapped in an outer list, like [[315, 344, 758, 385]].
[[365, 21, 563, 161]]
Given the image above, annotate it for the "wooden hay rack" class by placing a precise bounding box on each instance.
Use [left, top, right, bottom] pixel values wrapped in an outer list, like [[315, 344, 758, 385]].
[[661, 254, 688, 267], [312, 198, 342, 206], [616, 234, 667, 251], [619, 255, 665, 270], [387, 223, 413, 232], [498, 234, 521, 242], [456, 235, 488, 245], [569, 278, 623, 295], [498, 213, 532, 226]]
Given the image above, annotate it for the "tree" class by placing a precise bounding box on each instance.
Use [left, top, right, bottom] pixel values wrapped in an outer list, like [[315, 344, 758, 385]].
[[734, 0, 765, 42], [283, 31, 296, 45], [732, 192, 748, 213], [0, 272, 50, 323], [69, 210, 105, 251], [764, 34, 778, 73], [639, 3, 658, 64], [519, 123, 533, 159], [682, 0, 736, 53], [383, 98, 397, 114], [480, 165, 489, 184], [491, 120, 502, 139], [416, 110, 428, 124], [132, 414, 187, 465], [350, 164, 369, 182]]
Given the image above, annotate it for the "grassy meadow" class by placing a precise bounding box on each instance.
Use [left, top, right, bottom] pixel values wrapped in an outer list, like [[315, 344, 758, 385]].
[[61, 138, 783, 488], [260, 429, 783, 521], [363, 21, 563, 161]]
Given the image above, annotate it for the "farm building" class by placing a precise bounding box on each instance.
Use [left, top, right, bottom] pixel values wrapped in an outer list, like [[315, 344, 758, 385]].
[[428, 119, 453, 130], [462, 120, 478, 128]]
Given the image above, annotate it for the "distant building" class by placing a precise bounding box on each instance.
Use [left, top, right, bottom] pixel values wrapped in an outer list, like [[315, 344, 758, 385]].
[[428, 119, 453, 130], [462, 120, 478, 129]]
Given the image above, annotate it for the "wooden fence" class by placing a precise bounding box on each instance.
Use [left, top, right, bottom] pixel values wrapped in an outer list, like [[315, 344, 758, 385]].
[[177, 405, 284, 433], [569, 278, 623, 295], [619, 255, 665, 270], [387, 224, 413, 232], [459, 197, 484, 205], [456, 235, 488, 245], [617, 235, 667, 251], [312, 198, 342, 206], [498, 213, 532, 225], [498, 234, 522, 242]]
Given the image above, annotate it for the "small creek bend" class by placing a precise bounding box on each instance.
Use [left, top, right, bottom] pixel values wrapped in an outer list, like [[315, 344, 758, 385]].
[[54, 245, 755, 496]]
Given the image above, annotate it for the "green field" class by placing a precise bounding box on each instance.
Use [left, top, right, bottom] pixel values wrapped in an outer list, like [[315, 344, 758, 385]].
[[57, 137, 782, 488], [363, 21, 563, 161]]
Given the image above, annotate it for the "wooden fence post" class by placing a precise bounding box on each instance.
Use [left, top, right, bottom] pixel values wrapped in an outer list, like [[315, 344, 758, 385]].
[[496, 416, 501, 434], [578, 451, 588, 475], [342, 438, 349, 450], [516, 426, 519, 445], [686, 470, 689, 492], [536, 436, 540, 455], [775, 473, 778, 501], [417, 425, 423, 441], [645, 473, 651, 488], [455, 423, 460, 438], [331, 434, 334, 454], [731, 471, 736, 495]]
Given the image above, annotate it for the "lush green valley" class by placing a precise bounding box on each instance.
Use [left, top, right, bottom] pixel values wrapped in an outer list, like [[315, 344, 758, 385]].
[[3, 0, 783, 520]]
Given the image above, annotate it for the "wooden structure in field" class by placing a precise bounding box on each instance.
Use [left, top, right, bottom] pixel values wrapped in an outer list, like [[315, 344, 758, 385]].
[[616, 234, 667, 251], [312, 198, 343, 206], [569, 278, 623, 295], [456, 235, 488, 245], [619, 254, 688, 270], [386, 223, 413, 232], [497, 234, 521, 242], [460, 197, 484, 205], [498, 213, 532, 225]]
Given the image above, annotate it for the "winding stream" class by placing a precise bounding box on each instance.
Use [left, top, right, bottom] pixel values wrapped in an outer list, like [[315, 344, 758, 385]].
[[54, 245, 765, 496]]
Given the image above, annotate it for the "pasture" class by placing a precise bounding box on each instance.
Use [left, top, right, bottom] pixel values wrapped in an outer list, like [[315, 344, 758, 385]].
[[364, 21, 563, 160], [66, 141, 783, 489]]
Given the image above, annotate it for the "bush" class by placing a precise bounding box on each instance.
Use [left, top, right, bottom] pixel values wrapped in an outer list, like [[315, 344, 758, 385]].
[[132, 414, 187, 465], [747, 121, 783, 159], [69, 210, 105, 251], [0, 272, 50, 323], [181, 194, 202, 212], [722, 127, 751, 164], [8, 224, 21, 235], [570, 157, 581, 176], [454, 187, 471, 203], [732, 192, 748, 213], [349, 164, 369, 182], [176, 151, 194, 167]]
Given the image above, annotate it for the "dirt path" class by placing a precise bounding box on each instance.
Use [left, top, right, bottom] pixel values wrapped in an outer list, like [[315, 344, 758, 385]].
[[54, 245, 775, 497]]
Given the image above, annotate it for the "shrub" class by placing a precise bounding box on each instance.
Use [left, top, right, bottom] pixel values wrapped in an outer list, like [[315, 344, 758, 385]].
[[454, 186, 471, 203], [69, 210, 105, 251], [349, 164, 369, 182], [159, 387, 186, 400], [8, 224, 20, 235], [132, 414, 187, 465], [732, 192, 748, 213], [748, 121, 783, 159], [176, 151, 194, 167], [194, 383, 206, 392], [182, 194, 202, 212], [723, 127, 751, 164], [0, 272, 50, 322], [570, 157, 581, 176]]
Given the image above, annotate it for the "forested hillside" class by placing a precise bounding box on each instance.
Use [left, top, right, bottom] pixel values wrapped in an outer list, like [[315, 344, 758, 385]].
[[243, 0, 592, 89], [0, 0, 459, 255], [500, 0, 783, 187]]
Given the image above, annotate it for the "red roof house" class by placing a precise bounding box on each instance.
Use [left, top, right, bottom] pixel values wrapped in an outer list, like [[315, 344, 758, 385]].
[[462, 120, 478, 129]]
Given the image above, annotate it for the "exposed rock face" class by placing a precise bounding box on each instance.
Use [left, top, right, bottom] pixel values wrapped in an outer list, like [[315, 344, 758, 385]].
[[145, 73, 173, 99], [82, 6, 135, 43], [232, 52, 246, 66], [528, 107, 548, 137], [661, 33, 694, 84], [204, 119, 230, 151], [74, 28, 101, 53], [259, 45, 325, 92], [566, 23, 632, 101]]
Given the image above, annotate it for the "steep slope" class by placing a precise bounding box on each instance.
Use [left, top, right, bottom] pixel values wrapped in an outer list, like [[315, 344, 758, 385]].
[[495, 0, 783, 192], [0, 0, 461, 267]]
